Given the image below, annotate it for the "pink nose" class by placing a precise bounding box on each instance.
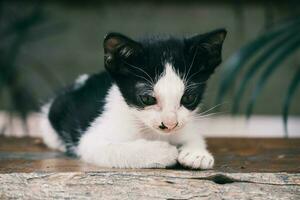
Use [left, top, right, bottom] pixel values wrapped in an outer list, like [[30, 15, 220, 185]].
[[160, 112, 178, 130], [159, 121, 178, 130]]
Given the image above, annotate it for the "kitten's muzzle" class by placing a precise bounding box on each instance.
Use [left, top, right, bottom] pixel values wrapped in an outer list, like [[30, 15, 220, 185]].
[[159, 121, 178, 131], [159, 111, 179, 131]]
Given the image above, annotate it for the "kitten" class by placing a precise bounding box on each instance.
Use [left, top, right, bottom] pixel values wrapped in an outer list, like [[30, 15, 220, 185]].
[[40, 29, 226, 169]]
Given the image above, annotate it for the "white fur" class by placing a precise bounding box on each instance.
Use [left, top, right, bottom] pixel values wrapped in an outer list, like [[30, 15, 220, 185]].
[[39, 73, 88, 151], [39, 102, 66, 152], [36, 73, 88, 152], [39, 63, 213, 169], [77, 85, 179, 168], [75, 63, 214, 169], [74, 74, 89, 89], [2, 62, 213, 169], [129, 63, 191, 135]]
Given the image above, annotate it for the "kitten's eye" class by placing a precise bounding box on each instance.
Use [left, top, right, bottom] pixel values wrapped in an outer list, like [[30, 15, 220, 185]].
[[181, 94, 197, 106], [140, 95, 157, 106]]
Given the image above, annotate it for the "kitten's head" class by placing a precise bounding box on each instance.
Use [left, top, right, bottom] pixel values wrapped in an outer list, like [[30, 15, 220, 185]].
[[103, 29, 226, 134]]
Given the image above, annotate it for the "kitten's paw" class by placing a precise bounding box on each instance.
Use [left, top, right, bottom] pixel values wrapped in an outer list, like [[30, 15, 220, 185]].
[[178, 148, 214, 169], [145, 141, 178, 168]]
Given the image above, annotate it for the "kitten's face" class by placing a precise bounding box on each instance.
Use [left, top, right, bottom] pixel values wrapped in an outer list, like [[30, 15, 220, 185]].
[[103, 30, 226, 134]]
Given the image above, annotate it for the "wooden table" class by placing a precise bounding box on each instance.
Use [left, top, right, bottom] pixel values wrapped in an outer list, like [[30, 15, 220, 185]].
[[0, 136, 299, 199]]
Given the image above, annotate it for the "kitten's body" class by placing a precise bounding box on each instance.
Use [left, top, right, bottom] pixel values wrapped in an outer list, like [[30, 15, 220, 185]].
[[40, 30, 226, 169]]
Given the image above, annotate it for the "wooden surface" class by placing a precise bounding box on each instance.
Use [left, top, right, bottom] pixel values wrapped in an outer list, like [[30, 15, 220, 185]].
[[0, 136, 299, 173], [0, 136, 299, 199]]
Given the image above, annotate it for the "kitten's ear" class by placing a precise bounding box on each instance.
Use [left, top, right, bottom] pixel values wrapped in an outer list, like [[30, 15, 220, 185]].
[[103, 32, 142, 74], [185, 29, 227, 73]]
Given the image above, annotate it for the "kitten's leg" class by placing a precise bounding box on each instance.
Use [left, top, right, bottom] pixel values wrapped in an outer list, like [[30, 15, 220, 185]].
[[177, 139, 214, 169], [77, 137, 178, 168], [173, 125, 214, 169]]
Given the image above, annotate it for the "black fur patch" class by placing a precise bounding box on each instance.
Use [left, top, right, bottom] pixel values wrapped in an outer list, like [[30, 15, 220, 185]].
[[48, 72, 112, 152], [48, 29, 226, 153], [104, 29, 226, 110]]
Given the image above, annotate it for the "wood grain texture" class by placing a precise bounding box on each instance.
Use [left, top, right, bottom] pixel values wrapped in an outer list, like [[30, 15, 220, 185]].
[[0, 171, 299, 200], [0, 137, 299, 173], [0, 137, 299, 199]]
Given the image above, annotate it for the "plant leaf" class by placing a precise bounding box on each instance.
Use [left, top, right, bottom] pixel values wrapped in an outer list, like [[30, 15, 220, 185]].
[[232, 29, 300, 113], [216, 18, 300, 105], [246, 35, 300, 118], [283, 68, 300, 137]]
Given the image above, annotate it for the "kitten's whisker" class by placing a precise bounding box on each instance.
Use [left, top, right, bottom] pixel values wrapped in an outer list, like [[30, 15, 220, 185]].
[[198, 102, 227, 116], [182, 53, 188, 82], [192, 112, 227, 122], [185, 67, 205, 83], [184, 46, 199, 84], [131, 73, 154, 87], [193, 116, 217, 121], [121, 60, 154, 85], [195, 112, 223, 119], [185, 81, 206, 91], [187, 81, 206, 86], [154, 66, 158, 82]]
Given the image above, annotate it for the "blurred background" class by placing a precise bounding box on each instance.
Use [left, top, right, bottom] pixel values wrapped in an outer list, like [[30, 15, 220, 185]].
[[0, 0, 299, 138]]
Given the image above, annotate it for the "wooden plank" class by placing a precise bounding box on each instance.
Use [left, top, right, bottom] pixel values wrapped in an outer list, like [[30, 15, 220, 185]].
[[0, 171, 299, 200], [0, 137, 299, 173], [0, 137, 299, 199]]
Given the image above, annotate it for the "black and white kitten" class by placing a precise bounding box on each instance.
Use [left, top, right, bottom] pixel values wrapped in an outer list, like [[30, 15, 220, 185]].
[[40, 29, 226, 169]]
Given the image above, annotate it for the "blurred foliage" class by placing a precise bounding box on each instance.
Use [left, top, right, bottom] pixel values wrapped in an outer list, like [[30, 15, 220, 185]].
[[0, 0, 299, 136], [0, 1, 65, 133], [216, 17, 300, 136]]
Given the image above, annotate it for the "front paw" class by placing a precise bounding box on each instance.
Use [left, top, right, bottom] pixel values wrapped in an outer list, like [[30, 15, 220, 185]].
[[178, 148, 214, 169]]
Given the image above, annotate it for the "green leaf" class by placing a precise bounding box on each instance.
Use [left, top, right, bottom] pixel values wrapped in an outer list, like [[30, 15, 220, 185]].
[[283, 68, 300, 137], [245, 35, 300, 118], [232, 29, 300, 113], [216, 18, 300, 105]]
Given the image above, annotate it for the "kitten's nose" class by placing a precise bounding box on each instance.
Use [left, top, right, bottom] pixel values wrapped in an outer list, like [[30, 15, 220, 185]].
[[159, 121, 178, 130], [160, 112, 178, 130]]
